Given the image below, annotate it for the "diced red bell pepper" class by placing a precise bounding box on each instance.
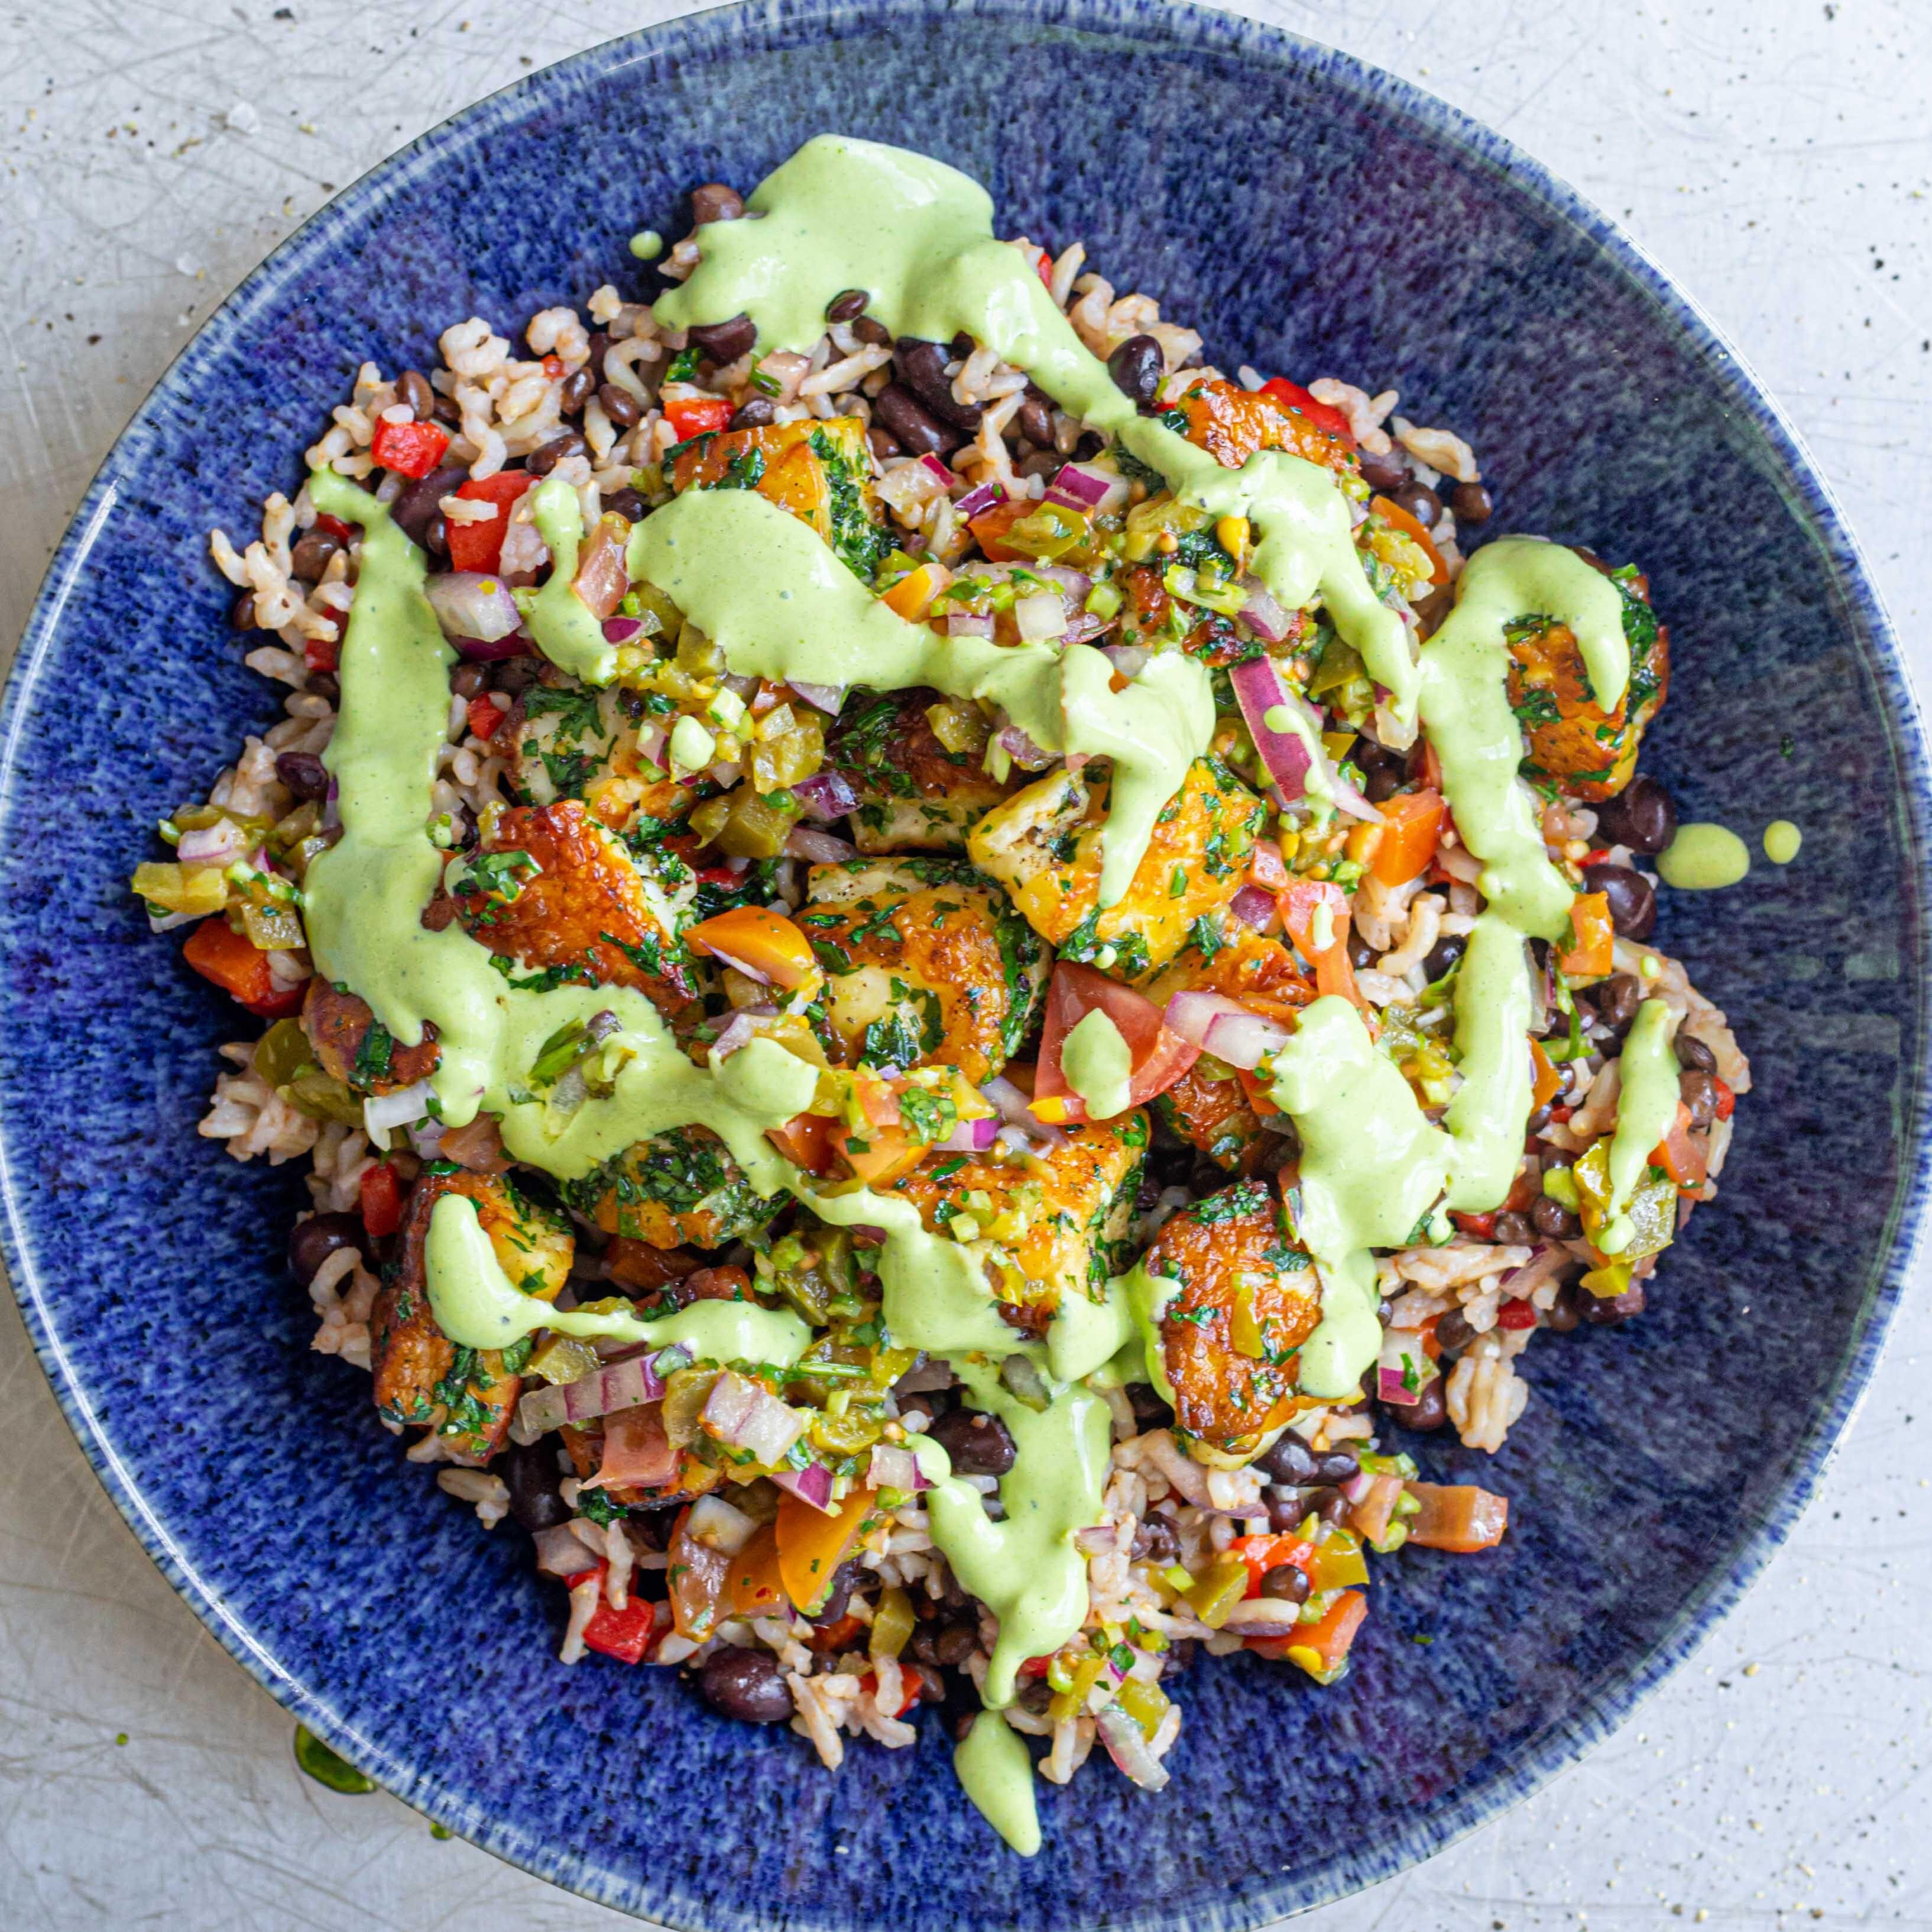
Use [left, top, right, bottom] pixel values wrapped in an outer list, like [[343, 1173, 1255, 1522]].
[[369, 417, 451, 479], [1226, 1530, 1315, 1596], [861, 1668, 923, 1718], [303, 632, 341, 676], [1405, 1482, 1509, 1552], [664, 396, 733, 442], [445, 472, 533, 573], [358, 1162, 404, 1240], [466, 694, 506, 744], [181, 916, 303, 1018], [1017, 1655, 1055, 1680], [1713, 1076, 1735, 1121], [1257, 377, 1355, 444], [541, 353, 565, 380], [1494, 1299, 1539, 1331], [311, 512, 354, 547], [1450, 1210, 1497, 1239], [582, 1594, 668, 1665]]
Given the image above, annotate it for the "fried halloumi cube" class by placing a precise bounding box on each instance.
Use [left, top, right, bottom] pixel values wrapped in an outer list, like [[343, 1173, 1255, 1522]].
[[968, 754, 1265, 977], [1143, 1178, 1320, 1449], [450, 800, 695, 1015], [797, 857, 1048, 1084], [372, 1169, 574, 1458], [883, 1111, 1149, 1329], [559, 1123, 786, 1250], [507, 676, 702, 832], [302, 978, 442, 1094], [829, 688, 1016, 852]]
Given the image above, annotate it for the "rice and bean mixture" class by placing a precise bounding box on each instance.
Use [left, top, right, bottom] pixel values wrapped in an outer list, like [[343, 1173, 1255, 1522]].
[[141, 170, 1749, 1803]]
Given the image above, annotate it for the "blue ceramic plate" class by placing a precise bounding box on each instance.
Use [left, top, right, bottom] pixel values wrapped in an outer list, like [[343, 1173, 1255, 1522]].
[[4, 2, 1925, 1925]]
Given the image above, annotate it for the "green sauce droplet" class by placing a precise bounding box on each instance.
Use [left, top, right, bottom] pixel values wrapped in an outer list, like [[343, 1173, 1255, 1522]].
[[953, 1710, 1040, 1855], [628, 229, 663, 261], [1657, 822, 1751, 890], [294, 1723, 377, 1794], [1764, 819, 1802, 864]]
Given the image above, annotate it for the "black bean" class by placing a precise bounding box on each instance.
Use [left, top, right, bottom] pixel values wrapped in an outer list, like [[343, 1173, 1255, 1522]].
[[827, 288, 869, 324], [912, 1662, 946, 1705], [491, 657, 540, 698], [526, 431, 587, 477], [1357, 447, 1409, 493], [1347, 932, 1380, 972], [1259, 1564, 1310, 1604], [1422, 934, 1467, 983], [894, 339, 983, 430], [1073, 430, 1106, 461], [1389, 479, 1442, 528], [687, 313, 757, 364], [1449, 479, 1493, 524], [896, 1390, 952, 1425], [287, 1211, 365, 1288], [581, 332, 611, 382], [499, 1439, 569, 1532], [1107, 333, 1163, 408], [1165, 1637, 1198, 1675], [873, 382, 961, 457], [812, 1559, 865, 1626], [1583, 863, 1658, 941], [1266, 1494, 1308, 1534], [1435, 1307, 1477, 1354], [597, 382, 643, 429], [1676, 1032, 1718, 1074], [867, 426, 903, 461], [1126, 1382, 1174, 1432], [1544, 1279, 1585, 1333], [1130, 1513, 1178, 1565], [1593, 774, 1675, 857], [306, 670, 340, 703], [909, 1624, 941, 1666], [424, 513, 448, 558], [852, 314, 893, 348], [450, 663, 488, 700], [290, 528, 342, 582], [1311, 1444, 1360, 1484], [926, 1407, 1015, 1476], [1531, 1192, 1583, 1241], [729, 396, 776, 432], [1680, 1068, 1718, 1129], [391, 463, 469, 551], [699, 1646, 792, 1723], [1581, 1282, 1646, 1326], [1585, 972, 1641, 1038], [432, 391, 462, 427], [1257, 1431, 1319, 1484], [275, 751, 330, 802], [230, 589, 261, 631], [604, 487, 647, 523], [1377, 1296, 1395, 1327], [1016, 395, 1054, 449], [689, 182, 744, 225], [397, 368, 437, 421], [933, 1619, 979, 1667], [1493, 1210, 1536, 1246], [1401, 1374, 1450, 1431], [558, 364, 597, 413], [1362, 757, 1408, 805], [1310, 1487, 1351, 1528]]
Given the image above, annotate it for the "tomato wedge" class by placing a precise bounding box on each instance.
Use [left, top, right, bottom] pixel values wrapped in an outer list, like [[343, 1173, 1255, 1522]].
[[1032, 962, 1200, 1124]]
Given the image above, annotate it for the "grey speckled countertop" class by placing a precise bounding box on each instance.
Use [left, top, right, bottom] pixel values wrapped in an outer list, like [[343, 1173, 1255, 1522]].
[[2, 2, 1928, 1925]]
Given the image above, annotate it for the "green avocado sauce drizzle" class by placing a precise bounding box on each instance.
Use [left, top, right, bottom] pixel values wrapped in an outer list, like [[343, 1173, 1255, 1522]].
[[309, 137, 1644, 1853]]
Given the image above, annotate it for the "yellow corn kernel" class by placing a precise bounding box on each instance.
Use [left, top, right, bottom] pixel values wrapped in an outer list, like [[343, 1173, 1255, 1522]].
[[1214, 515, 1250, 568]]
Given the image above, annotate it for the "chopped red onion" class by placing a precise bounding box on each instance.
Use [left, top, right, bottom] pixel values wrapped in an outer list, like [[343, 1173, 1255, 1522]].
[[320, 777, 341, 831], [1102, 643, 1150, 680], [867, 1444, 931, 1493], [533, 1523, 597, 1578], [513, 1343, 692, 1443], [453, 633, 531, 662], [176, 822, 249, 866], [917, 453, 954, 487], [602, 615, 643, 643], [1228, 885, 1276, 931], [362, 1078, 437, 1149], [705, 758, 743, 790], [1043, 461, 1127, 514], [705, 1005, 779, 1063], [980, 1074, 1068, 1147], [1095, 1703, 1171, 1792], [996, 724, 1058, 770], [933, 1115, 999, 1154], [1325, 761, 1386, 825], [701, 1369, 807, 1468], [425, 571, 523, 643], [955, 480, 1006, 519], [1014, 592, 1068, 643], [793, 769, 858, 822], [1162, 991, 1291, 1071], [946, 612, 996, 640], [686, 1492, 759, 1556], [636, 724, 669, 773], [770, 1460, 836, 1513], [787, 680, 846, 717], [1228, 656, 1316, 802], [1237, 580, 1292, 645], [785, 826, 856, 864], [1027, 562, 1092, 601]]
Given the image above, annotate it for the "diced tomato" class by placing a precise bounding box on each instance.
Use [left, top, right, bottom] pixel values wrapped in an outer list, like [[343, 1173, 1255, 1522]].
[[1249, 1590, 1367, 1678], [767, 1110, 834, 1174], [541, 353, 565, 380], [966, 499, 1031, 562], [310, 512, 354, 547], [369, 417, 450, 479], [1450, 1210, 1497, 1239], [1032, 962, 1201, 1123], [582, 1594, 668, 1665], [1369, 493, 1448, 586], [1276, 879, 1366, 1012], [1257, 378, 1355, 445], [1580, 847, 1612, 871], [1247, 839, 1289, 892], [466, 694, 506, 744], [1548, 1104, 1573, 1125], [1653, 1101, 1709, 1189], [1405, 1482, 1509, 1552], [358, 1161, 404, 1240], [1035, 248, 1053, 290], [1557, 892, 1615, 977], [809, 1612, 867, 1654], [445, 472, 534, 573], [1369, 789, 1444, 887], [664, 396, 733, 442], [826, 1118, 922, 1188], [181, 916, 303, 1018], [861, 1667, 923, 1718], [1017, 1655, 1055, 1680], [1713, 1076, 1735, 1121], [683, 906, 819, 990], [1494, 1299, 1539, 1331]]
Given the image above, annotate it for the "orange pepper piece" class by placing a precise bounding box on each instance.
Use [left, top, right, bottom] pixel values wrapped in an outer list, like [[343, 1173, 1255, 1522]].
[[1368, 789, 1444, 887], [724, 1522, 788, 1619], [683, 905, 819, 990], [880, 562, 951, 621], [777, 1486, 880, 1613], [1529, 1039, 1563, 1111], [1556, 892, 1615, 977], [1369, 494, 1448, 586]]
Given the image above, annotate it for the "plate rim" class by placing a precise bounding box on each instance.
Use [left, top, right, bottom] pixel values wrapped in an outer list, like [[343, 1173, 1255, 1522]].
[[4, 0, 1927, 1925]]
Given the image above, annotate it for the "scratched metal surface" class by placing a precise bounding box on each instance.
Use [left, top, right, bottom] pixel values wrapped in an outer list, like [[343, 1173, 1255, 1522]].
[[1, 2, 1927, 1926]]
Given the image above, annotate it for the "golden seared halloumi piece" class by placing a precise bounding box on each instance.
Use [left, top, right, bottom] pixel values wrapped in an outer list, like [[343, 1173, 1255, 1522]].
[[371, 1169, 574, 1458], [302, 978, 440, 1094], [1144, 1178, 1320, 1450], [559, 1124, 786, 1251], [507, 675, 702, 832], [829, 688, 1017, 852], [968, 754, 1266, 978], [451, 801, 695, 1014], [1140, 929, 1315, 1174], [796, 858, 1048, 1084], [883, 1111, 1148, 1328]]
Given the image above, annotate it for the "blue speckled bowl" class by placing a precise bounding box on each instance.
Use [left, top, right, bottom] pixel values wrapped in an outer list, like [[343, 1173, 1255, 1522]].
[[4, 2, 1925, 1925]]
